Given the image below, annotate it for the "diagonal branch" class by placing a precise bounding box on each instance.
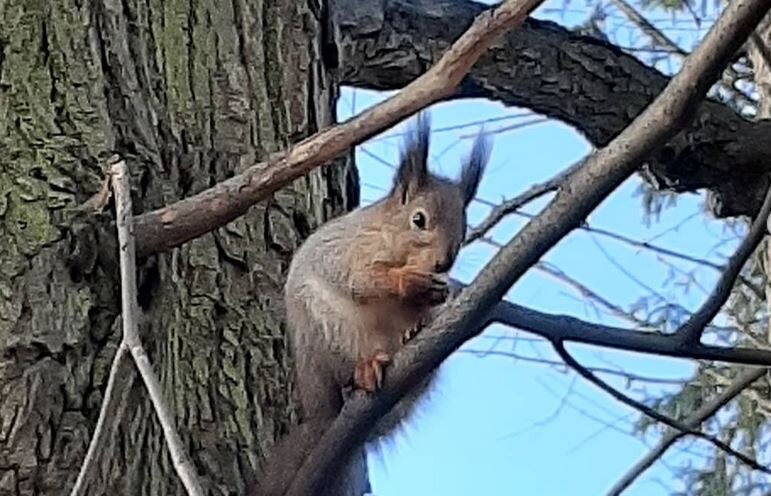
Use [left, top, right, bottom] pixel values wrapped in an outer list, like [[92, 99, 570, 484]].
[[69, 328, 134, 496], [473, 195, 763, 298], [286, 0, 771, 494], [608, 0, 755, 110], [609, 0, 687, 56], [532, 261, 652, 327], [606, 367, 767, 496], [677, 180, 771, 346], [132, 0, 545, 258], [110, 159, 204, 496], [553, 342, 770, 477]]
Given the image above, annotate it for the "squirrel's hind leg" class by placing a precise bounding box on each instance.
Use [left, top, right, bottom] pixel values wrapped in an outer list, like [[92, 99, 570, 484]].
[[294, 346, 345, 420], [252, 351, 346, 496]]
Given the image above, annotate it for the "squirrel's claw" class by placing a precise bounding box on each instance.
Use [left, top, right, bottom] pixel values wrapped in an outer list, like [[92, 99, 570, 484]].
[[401, 321, 424, 345], [354, 351, 392, 393]]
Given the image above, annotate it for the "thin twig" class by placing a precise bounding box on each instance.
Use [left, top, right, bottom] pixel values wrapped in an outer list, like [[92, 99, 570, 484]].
[[69, 336, 134, 496], [609, 0, 755, 109], [677, 181, 771, 346], [457, 117, 549, 139], [471, 195, 763, 298], [533, 261, 653, 327], [111, 159, 205, 496], [287, 0, 771, 491], [371, 112, 536, 142], [460, 348, 688, 384], [606, 367, 767, 495], [69, 173, 136, 496], [464, 159, 582, 245], [584, 219, 763, 299], [553, 341, 770, 476], [482, 229, 747, 336], [609, 0, 687, 56]]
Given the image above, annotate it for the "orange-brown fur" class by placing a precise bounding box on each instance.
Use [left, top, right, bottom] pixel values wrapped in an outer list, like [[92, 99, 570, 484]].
[[252, 113, 491, 496]]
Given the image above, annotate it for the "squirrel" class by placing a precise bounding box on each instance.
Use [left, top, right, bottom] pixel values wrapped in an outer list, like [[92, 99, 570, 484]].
[[252, 112, 491, 496]]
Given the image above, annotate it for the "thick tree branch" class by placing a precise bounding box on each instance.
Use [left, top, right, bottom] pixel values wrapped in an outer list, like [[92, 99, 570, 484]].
[[132, 0, 543, 257], [335, 0, 771, 218], [553, 342, 770, 476], [288, 0, 771, 494], [606, 368, 767, 496], [487, 298, 771, 366]]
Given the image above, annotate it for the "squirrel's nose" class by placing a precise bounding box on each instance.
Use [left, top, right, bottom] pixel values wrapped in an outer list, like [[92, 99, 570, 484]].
[[434, 257, 452, 274]]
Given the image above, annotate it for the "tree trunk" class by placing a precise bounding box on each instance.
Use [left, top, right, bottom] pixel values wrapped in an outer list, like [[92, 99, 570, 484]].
[[0, 1, 357, 495]]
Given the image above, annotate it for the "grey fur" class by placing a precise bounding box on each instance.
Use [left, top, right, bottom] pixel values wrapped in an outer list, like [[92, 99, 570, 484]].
[[254, 113, 490, 496]]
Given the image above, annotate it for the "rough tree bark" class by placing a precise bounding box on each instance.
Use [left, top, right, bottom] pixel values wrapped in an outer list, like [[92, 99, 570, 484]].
[[0, 1, 356, 495]]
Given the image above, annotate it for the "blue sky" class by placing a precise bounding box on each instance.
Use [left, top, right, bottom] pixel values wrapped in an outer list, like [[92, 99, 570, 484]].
[[334, 1, 760, 494]]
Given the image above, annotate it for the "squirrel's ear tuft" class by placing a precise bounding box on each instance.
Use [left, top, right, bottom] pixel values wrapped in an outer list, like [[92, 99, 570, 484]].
[[392, 112, 431, 204], [458, 128, 491, 206]]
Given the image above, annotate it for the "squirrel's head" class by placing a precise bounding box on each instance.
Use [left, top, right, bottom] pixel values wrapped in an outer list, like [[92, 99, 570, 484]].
[[384, 112, 491, 274]]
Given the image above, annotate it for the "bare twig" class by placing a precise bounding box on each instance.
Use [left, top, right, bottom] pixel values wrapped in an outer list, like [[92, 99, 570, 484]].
[[584, 220, 763, 299], [132, 0, 545, 258], [81, 173, 114, 214], [457, 117, 549, 139], [461, 348, 688, 384], [465, 159, 582, 245], [677, 180, 771, 346], [533, 261, 652, 327], [287, 0, 771, 494], [553, 342, 770, 476], [372, 112, 536, 142], [609, 0, 687, 56], [609, 0, 756, 109], [607, 368, 767, 496], [69, 336, 134, 496], [472, 194, 764, 299], [111, 159, 205, 496], [487, 295, 771, 365]]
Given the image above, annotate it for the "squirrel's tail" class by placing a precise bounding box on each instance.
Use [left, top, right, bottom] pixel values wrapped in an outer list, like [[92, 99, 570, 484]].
[[248, 417, 369, 496]]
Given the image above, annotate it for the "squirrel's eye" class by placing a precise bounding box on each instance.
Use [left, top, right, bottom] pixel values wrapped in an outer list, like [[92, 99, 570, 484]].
[[411, 211, 427, 230]]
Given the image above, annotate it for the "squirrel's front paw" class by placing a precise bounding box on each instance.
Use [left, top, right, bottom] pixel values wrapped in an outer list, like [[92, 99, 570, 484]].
[[398, 270, 449, 305], [354, 350, 392, 393]]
